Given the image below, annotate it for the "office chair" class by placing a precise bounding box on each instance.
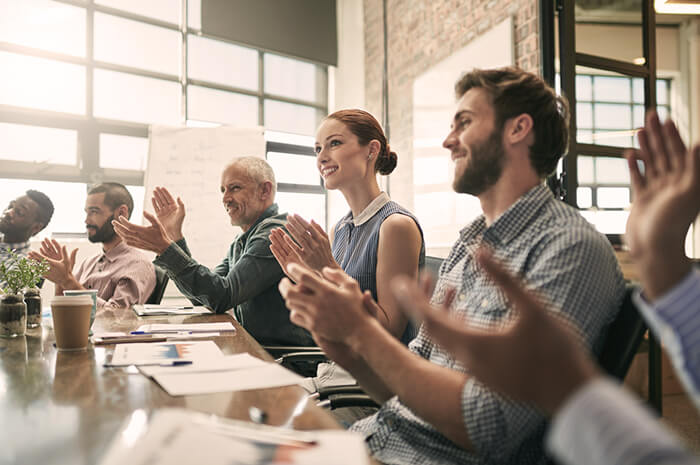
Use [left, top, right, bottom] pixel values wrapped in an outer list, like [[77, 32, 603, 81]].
[[145, 265, 170, 305], [598, 284, 647, 381], [544, 284, 646, 465]]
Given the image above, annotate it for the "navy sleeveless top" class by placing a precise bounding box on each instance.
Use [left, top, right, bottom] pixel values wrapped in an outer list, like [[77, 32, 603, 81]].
[[332, 193, 425, 344]]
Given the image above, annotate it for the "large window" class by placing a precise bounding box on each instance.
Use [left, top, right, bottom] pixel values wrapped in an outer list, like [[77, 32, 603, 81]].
[[556, 74, 672, 234], [0, 0, 327, 237]]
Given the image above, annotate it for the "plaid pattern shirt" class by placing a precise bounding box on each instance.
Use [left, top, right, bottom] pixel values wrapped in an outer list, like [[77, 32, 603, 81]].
[[351, 184, 625, 465], [0, 240, 31, 290]]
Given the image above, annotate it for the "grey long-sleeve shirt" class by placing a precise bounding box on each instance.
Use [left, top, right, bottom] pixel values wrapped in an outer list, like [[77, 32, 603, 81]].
[[153, 204, 314, 346]]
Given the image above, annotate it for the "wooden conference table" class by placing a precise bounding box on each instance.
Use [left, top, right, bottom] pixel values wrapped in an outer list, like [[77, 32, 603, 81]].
[[0, 308, 340, 465]]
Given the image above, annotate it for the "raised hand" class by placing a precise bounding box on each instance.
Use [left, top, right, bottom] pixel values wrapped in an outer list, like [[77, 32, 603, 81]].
[[283, 214, 340, 272], [37, 238, 63, 262], [391, 248, 598, 414], [624, 111, 700, 299], [112, 211, 173, 255], [151, 186, 185, 241], [28, 241, 78, 287]]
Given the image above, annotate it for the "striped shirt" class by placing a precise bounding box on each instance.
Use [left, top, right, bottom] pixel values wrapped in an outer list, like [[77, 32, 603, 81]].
[[332, 192, 425, 344], [351, 184, 625, 465], [634, 270, 700, 410], [0, 240, 31, 290], [548, 378, 699, 465], [548, 271, 700, 465]]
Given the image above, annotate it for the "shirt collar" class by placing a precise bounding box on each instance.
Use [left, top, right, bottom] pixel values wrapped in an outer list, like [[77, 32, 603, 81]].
[[0, 240, 30, 254], [458, 184, 553, 246], [487, 184, 553, 245], [102, 240, 130, 263], [339, 192, 390, 228], [237, 203, 280, 243]]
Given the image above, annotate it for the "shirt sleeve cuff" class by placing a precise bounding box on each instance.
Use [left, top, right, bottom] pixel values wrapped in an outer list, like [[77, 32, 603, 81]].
[[547, 377, 621, 464], [633, 269, 700, 322], [153, 241, 192, 275], [547, 377, 687, 465]]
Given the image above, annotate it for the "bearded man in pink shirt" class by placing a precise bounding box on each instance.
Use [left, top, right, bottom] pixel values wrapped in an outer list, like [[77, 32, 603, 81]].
[[30, 182, 155, 309]]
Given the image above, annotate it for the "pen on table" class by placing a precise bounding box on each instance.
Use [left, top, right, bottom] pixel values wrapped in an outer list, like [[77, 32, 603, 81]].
[[157, 360, 193, 366], [131, 330, 194, 335], [102, 360, 193, 367], [133, 360, 194, 367], [147, 306, 194, 310]]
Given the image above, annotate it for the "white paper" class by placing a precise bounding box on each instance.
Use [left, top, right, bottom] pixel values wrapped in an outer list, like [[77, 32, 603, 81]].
[[107, 340, 223, 366], [99, 408, 370, 465], [138, 353, 267, 377], [152, 363, 304, 396], [136, 322, 235, 333], [133, 304, 213, 316]]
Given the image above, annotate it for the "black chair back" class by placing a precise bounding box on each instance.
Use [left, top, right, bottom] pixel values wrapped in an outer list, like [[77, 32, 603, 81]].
[[420, 256, 444, 295], [146, 265, 169, 305], [598, 284, 646, 380]]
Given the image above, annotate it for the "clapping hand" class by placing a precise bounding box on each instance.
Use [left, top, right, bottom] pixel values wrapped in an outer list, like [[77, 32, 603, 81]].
[[112, 211, 173, 255], [28, 238, 78, 287], [624, 111, 700, 299], [151, 187, 186, 241], [279, 264, 375, 346], [269, 227, 306, 278], [276, 214, 340, 273]]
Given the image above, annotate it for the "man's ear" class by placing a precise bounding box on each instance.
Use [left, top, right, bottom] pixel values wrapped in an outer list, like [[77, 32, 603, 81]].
[[506, 113, 534, 145], [259, 181, 273, 201], [115, 204, 129, 220]]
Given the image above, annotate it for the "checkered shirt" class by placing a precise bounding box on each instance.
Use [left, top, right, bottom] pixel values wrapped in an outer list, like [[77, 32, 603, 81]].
[[350, 184, 625, 465], [0, 240, 31, 290]]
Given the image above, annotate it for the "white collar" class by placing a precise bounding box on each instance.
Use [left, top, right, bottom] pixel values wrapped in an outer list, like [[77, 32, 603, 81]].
[[352, 192, 390, 226]]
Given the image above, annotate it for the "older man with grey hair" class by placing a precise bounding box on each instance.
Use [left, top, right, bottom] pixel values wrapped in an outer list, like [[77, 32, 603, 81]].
[[114, 156, 314, 346]]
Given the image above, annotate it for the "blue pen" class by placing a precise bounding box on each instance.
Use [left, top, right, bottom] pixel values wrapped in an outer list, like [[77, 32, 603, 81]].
[[160, 360, 193, 366], [130, 330, 149, 335]]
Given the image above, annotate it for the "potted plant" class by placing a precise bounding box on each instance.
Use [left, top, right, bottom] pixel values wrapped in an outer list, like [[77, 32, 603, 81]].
[[0, 251, 49, 337]]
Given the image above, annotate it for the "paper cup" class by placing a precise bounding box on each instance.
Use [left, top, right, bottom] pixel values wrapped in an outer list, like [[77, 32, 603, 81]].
[[63, 289, 98, 332], [51, 295, 93, 351]]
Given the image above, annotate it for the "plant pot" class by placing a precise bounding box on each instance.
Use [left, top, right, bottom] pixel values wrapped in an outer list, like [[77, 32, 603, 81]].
[[24, 288, 42, 329], [0, 293, 27, 338]]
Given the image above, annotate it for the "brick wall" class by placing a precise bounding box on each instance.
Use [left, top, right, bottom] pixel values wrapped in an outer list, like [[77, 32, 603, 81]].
[[363, 0, 540, 209]]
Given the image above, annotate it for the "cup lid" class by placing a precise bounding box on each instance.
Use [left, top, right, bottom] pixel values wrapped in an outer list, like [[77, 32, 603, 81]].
[[51, 295, 93, 305], [63, 289, 98, 295]]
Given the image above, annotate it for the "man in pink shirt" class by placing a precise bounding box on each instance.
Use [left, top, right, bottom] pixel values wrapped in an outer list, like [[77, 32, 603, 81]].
[[30, 183, 155, 309]]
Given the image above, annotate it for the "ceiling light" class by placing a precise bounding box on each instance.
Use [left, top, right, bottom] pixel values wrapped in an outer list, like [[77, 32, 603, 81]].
[[655, 0, 700, 14]]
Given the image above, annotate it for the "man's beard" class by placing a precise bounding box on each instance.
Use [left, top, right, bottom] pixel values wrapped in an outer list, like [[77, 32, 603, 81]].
[[88, 216, 117, 243], [453, 129, 505, 196]]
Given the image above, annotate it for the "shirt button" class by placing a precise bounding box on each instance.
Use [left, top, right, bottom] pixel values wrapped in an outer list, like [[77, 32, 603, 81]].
[[458, 293, 466, 301], [481, 298, 489, 307]]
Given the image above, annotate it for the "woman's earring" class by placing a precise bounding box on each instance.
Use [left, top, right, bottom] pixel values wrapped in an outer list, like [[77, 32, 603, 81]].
[[367, 153, 373, 160]]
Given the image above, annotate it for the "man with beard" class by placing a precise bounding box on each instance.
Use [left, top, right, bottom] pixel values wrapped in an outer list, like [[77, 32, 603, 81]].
[[30, 183, 155, 309], [278, 67, 625, 465], [1, 190, 54, 288]]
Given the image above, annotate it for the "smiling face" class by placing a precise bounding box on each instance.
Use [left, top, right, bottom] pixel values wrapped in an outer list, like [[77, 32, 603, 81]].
[[443, 87, 506, 196], [0, 195, 42, 242], [314, 118, 375, 190], [84, 193, 118, 243], [220, 163, 269, 231]]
